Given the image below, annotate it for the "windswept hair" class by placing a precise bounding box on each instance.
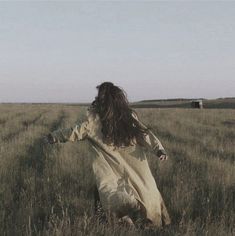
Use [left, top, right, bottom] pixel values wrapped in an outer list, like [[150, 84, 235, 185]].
[[91, 82, 148, 147]]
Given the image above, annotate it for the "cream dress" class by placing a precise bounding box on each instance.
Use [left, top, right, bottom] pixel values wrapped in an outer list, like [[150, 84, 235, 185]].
[[50, 108, 171, 227]]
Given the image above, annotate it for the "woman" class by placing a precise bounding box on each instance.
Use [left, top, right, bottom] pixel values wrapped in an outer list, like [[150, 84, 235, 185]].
[[46, 82, 171, 227]]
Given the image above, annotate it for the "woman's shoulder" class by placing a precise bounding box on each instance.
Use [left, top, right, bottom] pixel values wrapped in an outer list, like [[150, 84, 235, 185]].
[[86, 105, 100, 123]]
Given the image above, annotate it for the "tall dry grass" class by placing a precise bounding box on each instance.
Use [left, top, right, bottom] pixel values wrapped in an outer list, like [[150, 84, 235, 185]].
[[0, 104, 234, 235]]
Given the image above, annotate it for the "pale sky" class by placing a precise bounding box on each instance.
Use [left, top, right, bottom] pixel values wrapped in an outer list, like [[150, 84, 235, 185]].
[[0, 1, 234, 103]]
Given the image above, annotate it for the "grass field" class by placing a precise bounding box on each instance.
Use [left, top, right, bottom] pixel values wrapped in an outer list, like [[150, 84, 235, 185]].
[[0, 104, 234, 235]]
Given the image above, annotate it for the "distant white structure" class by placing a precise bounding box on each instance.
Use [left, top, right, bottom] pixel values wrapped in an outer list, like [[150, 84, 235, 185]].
[[191, 100, 203, 109]]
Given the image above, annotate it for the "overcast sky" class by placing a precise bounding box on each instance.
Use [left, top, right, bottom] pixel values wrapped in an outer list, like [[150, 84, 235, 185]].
[[0, 1, 234, 103]]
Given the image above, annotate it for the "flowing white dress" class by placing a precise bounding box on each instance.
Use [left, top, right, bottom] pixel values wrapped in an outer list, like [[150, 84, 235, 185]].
[[50, 108, 171, 227]]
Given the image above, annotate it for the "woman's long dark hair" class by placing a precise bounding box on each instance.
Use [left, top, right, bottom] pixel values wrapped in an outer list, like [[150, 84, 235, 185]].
[[91, 82, 148, 147]]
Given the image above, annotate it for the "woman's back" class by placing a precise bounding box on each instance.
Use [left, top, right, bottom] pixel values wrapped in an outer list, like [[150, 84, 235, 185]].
[[77, 108, 171, 226]]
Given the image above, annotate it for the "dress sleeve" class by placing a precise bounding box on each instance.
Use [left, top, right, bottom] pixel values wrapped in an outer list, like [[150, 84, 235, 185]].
[[132, 112, 167, 157], [49, 121, 89, 143]]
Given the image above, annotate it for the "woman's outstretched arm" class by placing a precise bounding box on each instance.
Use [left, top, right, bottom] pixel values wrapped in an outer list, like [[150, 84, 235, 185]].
[[145, 128, 168, 160], [132, 111, 168, 160], [46, 121, 89, 144]]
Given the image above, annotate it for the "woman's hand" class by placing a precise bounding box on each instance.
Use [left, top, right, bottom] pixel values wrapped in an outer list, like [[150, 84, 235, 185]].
[[157, 149, 168, 161], [159, 154, 168, 161]]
